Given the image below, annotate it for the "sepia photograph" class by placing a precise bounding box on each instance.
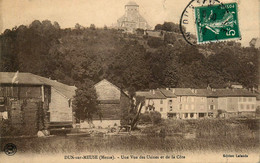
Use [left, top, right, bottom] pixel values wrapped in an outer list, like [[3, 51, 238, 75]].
[[0, 0, 259, 162]]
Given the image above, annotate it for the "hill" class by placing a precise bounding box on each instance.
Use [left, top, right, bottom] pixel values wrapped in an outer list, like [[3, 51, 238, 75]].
[[0, 20, 259, 91]]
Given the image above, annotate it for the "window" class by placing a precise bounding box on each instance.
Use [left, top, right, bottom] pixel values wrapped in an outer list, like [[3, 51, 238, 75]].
[[240, 104, 244, 110], [160, 108, 163, 112], [252, 105, 255, 109], [169, 100, 172, 105], [249, 97, 252, 102], [190, 113, 194, 118], [243, 97, 246, 102], [209, 105, 214, 110], [185, 113, 188, 118], [160, 99, 163, 104], [179, 104, 182, 110], [246, 105, 250, 110], [169, 106, 173, 111]]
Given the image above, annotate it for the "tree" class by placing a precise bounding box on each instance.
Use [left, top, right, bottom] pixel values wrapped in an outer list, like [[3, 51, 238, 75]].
[[73, 80, 99, 122], [121, 93, 145, 129], [90, 24, 96, 30], [154, 24, 163, 30]]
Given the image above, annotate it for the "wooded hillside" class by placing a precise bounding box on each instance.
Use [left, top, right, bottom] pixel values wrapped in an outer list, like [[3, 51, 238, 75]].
[[0, 20, 259, 91]]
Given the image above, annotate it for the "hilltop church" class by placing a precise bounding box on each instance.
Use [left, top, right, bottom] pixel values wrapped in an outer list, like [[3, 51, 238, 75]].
[[117, 1, 150, 33]]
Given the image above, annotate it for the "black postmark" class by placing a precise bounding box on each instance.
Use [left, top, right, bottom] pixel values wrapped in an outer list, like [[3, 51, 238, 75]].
[[4, 143, 17, 156]]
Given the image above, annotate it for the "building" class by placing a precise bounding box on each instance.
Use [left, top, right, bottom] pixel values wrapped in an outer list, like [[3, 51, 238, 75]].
[[136, 87, 257, 120], [136, 89, 168, 118], [214, 89, 257, 118], [90, 79, 130, 128], [0, 72, 76, 135], [33, 75, 76, 127], [194, 89, 215, 118], [117, 1, 150, 33]]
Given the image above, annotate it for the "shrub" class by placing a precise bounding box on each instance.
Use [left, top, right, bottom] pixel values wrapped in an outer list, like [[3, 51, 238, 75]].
[[149, 111, 162, 125], [147, 37, 164, 48], [139, 111, 162, 125]]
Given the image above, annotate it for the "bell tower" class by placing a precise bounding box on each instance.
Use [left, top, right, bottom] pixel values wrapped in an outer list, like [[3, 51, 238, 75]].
[[125, 1, 139, 21]]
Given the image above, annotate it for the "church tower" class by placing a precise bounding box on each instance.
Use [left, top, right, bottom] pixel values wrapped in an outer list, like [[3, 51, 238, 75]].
[[125, 1, 139, 21], [117, 1, 149, 33]]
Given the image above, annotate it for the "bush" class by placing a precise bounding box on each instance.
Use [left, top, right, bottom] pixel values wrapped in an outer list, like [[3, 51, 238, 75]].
[[139, 111, 162, 125], [149, 111, 162, 124], [147, 37, 164, 48]]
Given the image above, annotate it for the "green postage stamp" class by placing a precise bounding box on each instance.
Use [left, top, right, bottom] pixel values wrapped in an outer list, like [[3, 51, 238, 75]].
[[195, 2, 240, 44]]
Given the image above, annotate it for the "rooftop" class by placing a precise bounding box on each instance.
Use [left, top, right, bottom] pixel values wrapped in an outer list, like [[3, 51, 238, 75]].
[[136, 90, 166, 99], [159, 89, 177, 98], [0, 72, 44, 85], [171, 88, 196, 96], [0, 72, 76, 99], [126, 1, 139, 6]]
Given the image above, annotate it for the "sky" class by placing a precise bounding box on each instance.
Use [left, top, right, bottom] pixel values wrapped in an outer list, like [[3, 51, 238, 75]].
[[0, 0, 259, 46]]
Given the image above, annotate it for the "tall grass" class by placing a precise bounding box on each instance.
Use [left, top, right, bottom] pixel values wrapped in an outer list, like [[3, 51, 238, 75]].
[[1, 134, 259, 154]]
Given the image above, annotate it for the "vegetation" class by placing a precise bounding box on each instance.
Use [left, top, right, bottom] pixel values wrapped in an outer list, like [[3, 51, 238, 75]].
[[139, 111, 162, 125], [0, 20, 258, 90], [73, 80, 100, 122], [0, 20, 258, 121]]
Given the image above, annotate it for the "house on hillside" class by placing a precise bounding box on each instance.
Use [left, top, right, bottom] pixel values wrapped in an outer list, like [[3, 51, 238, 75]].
[[0, 72, 76, 136], [89, 79, 130, 128]]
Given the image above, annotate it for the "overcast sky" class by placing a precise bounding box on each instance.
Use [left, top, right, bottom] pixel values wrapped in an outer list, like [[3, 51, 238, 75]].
[[0, 0, 259, 46]]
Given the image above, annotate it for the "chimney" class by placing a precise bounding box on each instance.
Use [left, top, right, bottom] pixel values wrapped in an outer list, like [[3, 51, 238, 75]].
[[152, 89, 155, 95], [194, 89, 197, 94], [172, 88, 175, 93]]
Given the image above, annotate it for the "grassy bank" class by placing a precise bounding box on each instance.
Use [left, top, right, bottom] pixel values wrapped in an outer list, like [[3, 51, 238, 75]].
[[1, 119, 259, 154], [1, 134, 259, 154]]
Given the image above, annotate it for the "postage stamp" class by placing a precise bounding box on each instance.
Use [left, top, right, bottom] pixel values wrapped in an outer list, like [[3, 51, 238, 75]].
[[195, 2, 241, 43]]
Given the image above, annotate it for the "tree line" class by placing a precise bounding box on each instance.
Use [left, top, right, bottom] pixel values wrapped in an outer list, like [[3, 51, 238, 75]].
[[0, 20, 259, 120]]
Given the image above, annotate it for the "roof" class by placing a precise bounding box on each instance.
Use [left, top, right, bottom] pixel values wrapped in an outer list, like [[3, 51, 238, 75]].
[[0, 72, 76, 99], [95, 79, 129, 98], [136, 90, 166, 99], [159, 89, 177, 98], [33, 75, 76, 99], [0, 72, 44, 85], [195, 89, 216, 97], [126, 1, 139, 6], [214, 89, 256, 97], [171, 88, 196, 96]]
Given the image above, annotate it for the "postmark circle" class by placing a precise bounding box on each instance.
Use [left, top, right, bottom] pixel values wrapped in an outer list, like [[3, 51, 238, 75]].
[[4, 143, 17, 156]]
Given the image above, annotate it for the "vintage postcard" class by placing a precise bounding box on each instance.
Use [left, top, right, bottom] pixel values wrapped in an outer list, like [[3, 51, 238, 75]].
[[0, 0, 259, 162]]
